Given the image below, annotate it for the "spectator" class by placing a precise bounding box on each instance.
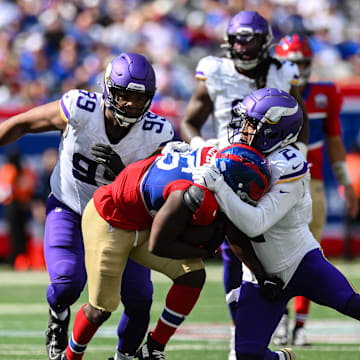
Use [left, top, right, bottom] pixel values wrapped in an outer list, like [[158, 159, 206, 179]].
[[0, 148, 37, 269]]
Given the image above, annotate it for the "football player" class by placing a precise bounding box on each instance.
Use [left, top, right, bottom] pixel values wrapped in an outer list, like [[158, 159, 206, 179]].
[[63, 143, 281, 360], [0, 53, 175, 360], [179, 10, 309, 359], [274, 34, 358, 346], [193, 88, 360, 360]]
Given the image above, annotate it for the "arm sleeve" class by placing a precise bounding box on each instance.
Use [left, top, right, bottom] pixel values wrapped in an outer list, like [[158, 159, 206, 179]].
[[214, 178, 302, 238]]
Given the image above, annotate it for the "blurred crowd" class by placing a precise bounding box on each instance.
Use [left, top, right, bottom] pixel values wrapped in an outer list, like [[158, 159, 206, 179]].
[[1, 0, 360, 123]]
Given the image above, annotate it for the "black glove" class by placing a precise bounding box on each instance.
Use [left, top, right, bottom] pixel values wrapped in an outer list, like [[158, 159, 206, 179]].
[[259, 276, 284, 301], [91, 143, 125, 180]]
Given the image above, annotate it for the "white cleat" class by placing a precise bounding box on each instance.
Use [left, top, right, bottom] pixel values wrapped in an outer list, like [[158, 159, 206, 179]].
[[273, 314, 289, 346]]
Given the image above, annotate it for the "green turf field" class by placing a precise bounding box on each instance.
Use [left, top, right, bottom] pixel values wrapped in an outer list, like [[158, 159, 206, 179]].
[[0, 259, 359, 360]]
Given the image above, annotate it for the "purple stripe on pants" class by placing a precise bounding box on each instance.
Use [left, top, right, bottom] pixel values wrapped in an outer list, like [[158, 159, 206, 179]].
[[235, 248, 358, 356]]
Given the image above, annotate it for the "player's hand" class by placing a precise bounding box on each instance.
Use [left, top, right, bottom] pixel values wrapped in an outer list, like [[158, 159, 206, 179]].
[[91, 143, 125, 180], [161, 141, 192, 155], [259, 276, 284, 301], [192, 164, 222, 192]]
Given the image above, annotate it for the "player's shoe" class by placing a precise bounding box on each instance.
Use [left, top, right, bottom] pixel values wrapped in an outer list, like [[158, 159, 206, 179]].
[[135, 332, 166, 360], [277, 348, 296, 360], [292, 326, 311, 346], [273, 313, 289, 346], [108, 352, 134, 360], [45, 308, 70, 360]]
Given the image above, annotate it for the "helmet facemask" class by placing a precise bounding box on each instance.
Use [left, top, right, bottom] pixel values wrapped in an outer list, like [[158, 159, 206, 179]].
[[103, 53, 156, 128], [105, 79, 154, 127]]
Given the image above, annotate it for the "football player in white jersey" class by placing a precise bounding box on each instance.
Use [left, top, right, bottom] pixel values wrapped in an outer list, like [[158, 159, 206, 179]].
[[0, 53, 175, 360], [180, 10, 309, 359], [193, 88, 360, 360]]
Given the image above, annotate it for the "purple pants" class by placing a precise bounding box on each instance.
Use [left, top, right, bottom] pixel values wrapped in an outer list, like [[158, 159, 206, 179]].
[[234, 248, 359, 357], [221, 240, 243, 321], [44, 195, 153, 354]]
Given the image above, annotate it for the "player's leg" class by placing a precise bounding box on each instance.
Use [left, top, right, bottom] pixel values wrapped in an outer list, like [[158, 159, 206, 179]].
[[292, 179, 327, 345], [44, 195, 86, 360], [290, 248, 360, 320], [113, 260, 153, 359], [65, 199, 134, 360], [231, 282, 294, 360], [221, 241, 242, 360], [130, 241, 205, 360]]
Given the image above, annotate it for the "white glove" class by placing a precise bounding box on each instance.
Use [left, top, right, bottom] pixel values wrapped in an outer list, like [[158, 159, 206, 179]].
[[192, 164, 223, 192], [161, 141, 192, 155]]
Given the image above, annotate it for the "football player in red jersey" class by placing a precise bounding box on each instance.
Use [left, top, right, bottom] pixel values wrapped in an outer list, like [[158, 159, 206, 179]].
[[274, 33, 359, 346], [63, 144, 279, 360]]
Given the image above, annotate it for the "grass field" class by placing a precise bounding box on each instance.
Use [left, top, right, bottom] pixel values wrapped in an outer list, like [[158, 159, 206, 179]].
[[0, 259, 360, 360]]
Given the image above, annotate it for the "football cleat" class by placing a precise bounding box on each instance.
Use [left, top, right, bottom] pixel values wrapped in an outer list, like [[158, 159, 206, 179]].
[[45, 308, 70, 360], [135, 332, 166, 360], [278, 348, 296, 360], [273, 313, 289, 346], [292, 326, 311, 346]]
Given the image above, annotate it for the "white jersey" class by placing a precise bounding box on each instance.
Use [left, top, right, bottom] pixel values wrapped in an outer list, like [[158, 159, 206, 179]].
[[214, 145, 319, 286], [195, 56, 299, 147], [51, 89, 175, 215]]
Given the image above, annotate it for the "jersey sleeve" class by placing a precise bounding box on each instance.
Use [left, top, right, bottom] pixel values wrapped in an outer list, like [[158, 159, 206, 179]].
[[268, 60, 300, 92], [214, 174, 302, 238], [164, 181, 218, 226], [60, 89, 101, 128], [194, 56, 223, 101], [323, 83, 343, 137], [268, 147, 309, 185]]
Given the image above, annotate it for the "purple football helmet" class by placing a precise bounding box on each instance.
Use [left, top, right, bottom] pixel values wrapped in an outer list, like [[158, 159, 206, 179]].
[[223, 11, 273, 70], [216, 144, 271, 204], [103, 53, 156, 127], [228, 88, 303, 154]]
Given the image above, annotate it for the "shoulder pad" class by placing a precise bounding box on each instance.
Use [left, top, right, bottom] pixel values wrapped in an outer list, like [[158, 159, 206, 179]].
[[267, 60, 299, 90], [195, 56, 225, 80], [267, 146, 309, 184], [183, 185, 204, 213], [60, 89, 102, 128]]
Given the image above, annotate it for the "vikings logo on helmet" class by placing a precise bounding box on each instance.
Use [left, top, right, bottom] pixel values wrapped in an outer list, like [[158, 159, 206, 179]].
[[228, 88, 303, 154], [216, 143, 272, 204]]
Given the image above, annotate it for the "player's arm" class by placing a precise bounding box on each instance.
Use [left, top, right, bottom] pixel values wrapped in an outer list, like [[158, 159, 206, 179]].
[[0, 100, 66, 146], [148, 189, 211, 259], [327, 135, 358, 218], [180, 79, 213, 147], [290, 85, 309, 154], [224, 220, 266, 283], [215, 178, 301, 238]]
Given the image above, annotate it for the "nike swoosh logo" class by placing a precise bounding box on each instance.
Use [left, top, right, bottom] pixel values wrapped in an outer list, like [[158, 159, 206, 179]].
[[280, 190, 290, 194], [292, 163, 302, 170]]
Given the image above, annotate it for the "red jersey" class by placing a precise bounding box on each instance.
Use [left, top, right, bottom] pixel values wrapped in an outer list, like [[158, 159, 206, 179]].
[[304, 82, 343, 180], [93, 148, 219, 230]]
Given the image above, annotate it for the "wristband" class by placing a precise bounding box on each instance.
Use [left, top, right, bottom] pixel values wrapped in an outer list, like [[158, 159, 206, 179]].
[[295, 141, 308, 158], [190, 136, 207, 150], [333, 161, 351, 186]]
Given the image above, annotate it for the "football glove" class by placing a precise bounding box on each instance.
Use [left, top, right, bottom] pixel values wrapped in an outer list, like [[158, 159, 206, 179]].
[[91, 143, 125, 180], [192, 164, 222, 192], [259, 276, 284, 301], [161, 141, 192, 154]]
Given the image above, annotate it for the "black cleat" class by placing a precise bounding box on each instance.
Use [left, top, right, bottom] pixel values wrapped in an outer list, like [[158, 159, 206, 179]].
[[45, 308, 70, 360], [135, 333, 166, 360]]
